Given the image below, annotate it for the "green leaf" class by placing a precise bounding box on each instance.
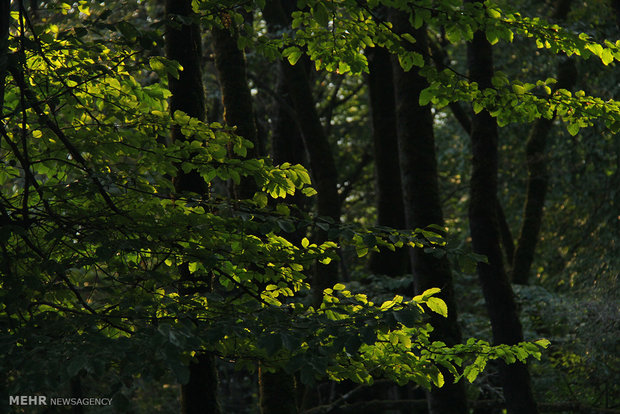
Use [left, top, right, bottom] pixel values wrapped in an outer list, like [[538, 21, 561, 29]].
[[287, 48, 303, 65], [413, 13, 423, 29], [486, 28, 499, 45], [601, 48, 614, 65], [464, 364, 479, 383], [419, 87, 434, 106], [421, 287, 441, 299], [398, 54, 413, 72], [314, 3, 330, 27], [567, 123, 580, 136], [401, 33, 416, 44], [253, 192, 268, 208], [302, 187, 317, 197], [356, 246, 369, 257], [426, 297, 448, 317], [487, 8, 501, 19], [277, 219, 296, 233], [534, 338, 551, 348]]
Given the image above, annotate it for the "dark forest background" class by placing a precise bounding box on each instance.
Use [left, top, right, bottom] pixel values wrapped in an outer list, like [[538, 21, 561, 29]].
[[0, 0, 618, 413]]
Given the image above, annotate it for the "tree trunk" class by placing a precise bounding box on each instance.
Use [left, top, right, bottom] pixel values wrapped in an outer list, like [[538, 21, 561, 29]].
[[180, 355, 221, 414], [211, 17, 300, 414], [466, 2, 539, 412], [259, 365, 298, 414], [511, 1, 577, 285], [165, 1, 220, 413], [366, 45, 408, 277], [271, 63, 306, 169], [389, 10, 467, 414], [212, 25, 259, 199], [0, 0, 9, 118], [256, 67, 303, 414], [263, 0, 340, 304]]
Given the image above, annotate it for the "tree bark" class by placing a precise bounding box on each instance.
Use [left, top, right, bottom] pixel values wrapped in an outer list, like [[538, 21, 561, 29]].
[[166, 0, 208, 195], [165, 1, 220, 413], [0, 0, 9, 119], [366, 45, 408, 277], [257, 71, 302, 412], [466, 2, 538, 412], [211, 16, 300, 414], [511, 2, 578, 285], [389, 10, 467, 414], [263, 0, 340, 304], [259, 365, 298, 414], [180, 355, 221, 414], [212, 24, 259, 199]]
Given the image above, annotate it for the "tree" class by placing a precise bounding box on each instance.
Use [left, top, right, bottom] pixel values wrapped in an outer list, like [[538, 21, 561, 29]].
[[511, 0, 578, 285], [465, 1, 538, 412], [263, 0, 342, 307], [366, 43, 409, 278], [389, 9, 468, 414], [164, 1, 220, 413]]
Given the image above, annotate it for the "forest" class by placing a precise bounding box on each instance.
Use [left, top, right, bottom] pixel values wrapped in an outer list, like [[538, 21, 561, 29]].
[[0, 0, 618, 413]]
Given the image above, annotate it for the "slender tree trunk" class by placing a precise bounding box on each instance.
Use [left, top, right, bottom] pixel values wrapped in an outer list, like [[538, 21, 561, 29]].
[[180, 355, 220, 414], [271, 61, 309, 243], [511, 1, 577, 285], [466, 2, 538, 412], [271, 65, 305, 169], [259, 365, 298, 414], [497, 200, 515, 266], [211, 17, 300, 414], [212, 25, 259, 199], [165, 1, 220, 413], [389, 10, 467, 414], [70, 375, 84, 414], [613, 0, 620, 28], [0, 0, 10, 119], [263, 3, 340, 410], [263, 0, 340, 305], [366, 45, 408, 277]]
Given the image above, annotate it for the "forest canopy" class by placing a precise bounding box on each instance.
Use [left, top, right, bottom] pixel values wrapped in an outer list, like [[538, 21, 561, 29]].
[[0, 0, 618, 413]]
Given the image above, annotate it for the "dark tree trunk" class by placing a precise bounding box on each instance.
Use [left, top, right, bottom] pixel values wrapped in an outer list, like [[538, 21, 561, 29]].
[[165, 0, 208, 195], [613, 0, 620, 28], [389, 10, 467, 414], [165, 1, 220, 413], [212, 17, 300, 414], [511, 2, 577, 285], [270, 63, 306, 169], [466, 2, 538, 412], [70, 375, 84, 414], [497, 200, 515, 266], [510, 119, 554, 285], [263, 0, 340, 304], [259, 365, 298, 414], [180, 355, 221, 414], [260, 84, 302, 414], [270, 61, 309, 243], [0, 0, 10, 118], [366, 45, 408, 277], [212, 25, 259, 199]]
